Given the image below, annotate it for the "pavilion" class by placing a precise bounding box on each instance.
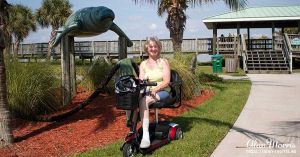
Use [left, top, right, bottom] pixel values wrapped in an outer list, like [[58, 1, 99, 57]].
[[203, 5, 300, 53], [203, 6, 300, 73]]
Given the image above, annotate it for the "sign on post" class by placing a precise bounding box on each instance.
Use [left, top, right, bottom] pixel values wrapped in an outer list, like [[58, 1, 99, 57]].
[[291, 38, 300, 45]]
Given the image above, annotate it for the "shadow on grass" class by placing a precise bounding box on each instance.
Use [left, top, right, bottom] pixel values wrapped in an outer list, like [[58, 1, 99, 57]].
[[173, 116, 293, 144], [201, 83, 227, 91]]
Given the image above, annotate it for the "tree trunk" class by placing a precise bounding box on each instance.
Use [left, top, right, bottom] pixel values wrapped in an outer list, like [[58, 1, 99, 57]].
[[166, 6, 186, 53], [189, 54, 197, 74], [13, 41, 19, 57], [171, 33, 183, 52], [47, 29, 58, 60], [0, 30, 13, 147]]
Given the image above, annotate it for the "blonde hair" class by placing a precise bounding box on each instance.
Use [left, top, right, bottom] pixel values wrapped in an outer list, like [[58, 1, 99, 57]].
[[144, 36, 162, 53]]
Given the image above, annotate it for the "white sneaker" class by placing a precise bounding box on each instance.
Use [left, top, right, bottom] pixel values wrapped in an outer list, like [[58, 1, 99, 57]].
[[140, 139, 150, 148]]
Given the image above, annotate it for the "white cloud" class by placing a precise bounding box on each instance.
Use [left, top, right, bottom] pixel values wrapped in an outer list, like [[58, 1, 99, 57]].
[[252, 34, 271, 39], [187, 28, 199, 33], [149, 23, 157, 30], [128, 16, 143, 22]]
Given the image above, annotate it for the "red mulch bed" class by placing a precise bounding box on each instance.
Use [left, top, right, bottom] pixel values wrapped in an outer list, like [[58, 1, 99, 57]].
[[0, 88, 214, 157]]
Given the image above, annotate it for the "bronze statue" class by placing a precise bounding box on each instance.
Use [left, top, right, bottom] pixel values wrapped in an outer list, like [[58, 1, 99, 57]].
[[52, 6, 132, 47]]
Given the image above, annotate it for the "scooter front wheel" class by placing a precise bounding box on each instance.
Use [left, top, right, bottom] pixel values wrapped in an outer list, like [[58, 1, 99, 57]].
[[123, 142, 137, 157]]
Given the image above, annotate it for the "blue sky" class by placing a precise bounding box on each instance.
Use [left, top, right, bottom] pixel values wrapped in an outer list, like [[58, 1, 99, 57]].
[[8, 0, 300, 43]]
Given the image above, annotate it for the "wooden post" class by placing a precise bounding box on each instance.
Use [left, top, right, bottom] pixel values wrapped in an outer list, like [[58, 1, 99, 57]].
[[237, 23, 240, 35], [20, 44, 23, 56], [212, 25, 217, 55], [118, 36, 127, 60], [298, 21, 300, 34], [139, 40, 143, 57], [92, 41, 95, 57], [236, 23, 241, 56], [106, 41, 109, 58], [60, 35, 76, 106], [247, 28, 250, 50], [69, 37, 76, 97], [195, 38, 198, 54], [272, 22, 275, 50]]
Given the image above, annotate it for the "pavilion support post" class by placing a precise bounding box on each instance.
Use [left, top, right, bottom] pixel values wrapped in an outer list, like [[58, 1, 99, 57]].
[[118, 36, 127, 60], [236, 23, 241, 56], [272, 22, 275, 50], [212, 25, 217, 55], [61, 35, 76, 106], [247, 28, 250, 50], [298, 21, 300, 34], [237, 23, 240, 35]]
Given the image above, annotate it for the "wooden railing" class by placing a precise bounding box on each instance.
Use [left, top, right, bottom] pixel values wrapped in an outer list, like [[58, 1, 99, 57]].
[[284, 34, 300, 57], [283, 34, 292, 73], [217, 36, 238, 54], [13, 37, 287, 60], [14, 38, 213, 59], [247, 39, 273, 50]]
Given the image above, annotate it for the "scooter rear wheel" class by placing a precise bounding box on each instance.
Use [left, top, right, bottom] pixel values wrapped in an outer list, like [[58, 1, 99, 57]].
[[123, 143, 136, 157], [175, 127, 183, 140]]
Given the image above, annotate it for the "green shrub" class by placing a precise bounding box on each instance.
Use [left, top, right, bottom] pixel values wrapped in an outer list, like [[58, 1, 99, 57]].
[[79, 60, 114, 91], [197, 72, 223, 83], [6, 61, 62, 119], [197, 61, 212, 66], [169, 53, 201, 100]]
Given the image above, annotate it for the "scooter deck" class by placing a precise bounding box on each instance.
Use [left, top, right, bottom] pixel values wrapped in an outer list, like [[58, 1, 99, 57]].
[[140, 138, 171, 154]]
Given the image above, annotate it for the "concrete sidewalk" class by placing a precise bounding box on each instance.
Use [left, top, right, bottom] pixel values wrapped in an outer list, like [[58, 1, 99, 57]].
[[218, 74, 250, 81], [211, 74, 300, 157]]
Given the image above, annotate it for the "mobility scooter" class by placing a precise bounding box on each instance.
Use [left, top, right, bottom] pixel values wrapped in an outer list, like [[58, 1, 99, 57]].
[[115, 69, 183, 157]]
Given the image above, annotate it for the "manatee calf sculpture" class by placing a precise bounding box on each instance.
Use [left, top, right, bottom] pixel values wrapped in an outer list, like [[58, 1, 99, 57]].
[[52, 6, 133, 47]]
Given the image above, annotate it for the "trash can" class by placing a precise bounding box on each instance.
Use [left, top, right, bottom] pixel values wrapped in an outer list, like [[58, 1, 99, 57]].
[[212, 54, 223, 73], [225, 57, 238, 73]]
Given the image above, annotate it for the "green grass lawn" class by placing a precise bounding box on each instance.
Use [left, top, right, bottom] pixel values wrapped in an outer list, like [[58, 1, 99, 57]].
[[72, 80, 251, 157], [197, 65, 246, 76], [293, 68, 300, 73]]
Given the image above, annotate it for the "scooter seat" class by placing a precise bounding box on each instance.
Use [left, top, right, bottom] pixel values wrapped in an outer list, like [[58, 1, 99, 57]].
[[149, 96, 177, 109], [149, 70, 182, 109]]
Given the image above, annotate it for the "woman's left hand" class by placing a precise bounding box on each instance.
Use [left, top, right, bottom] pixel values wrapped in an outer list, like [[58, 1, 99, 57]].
[[150, 88, 159, 98]]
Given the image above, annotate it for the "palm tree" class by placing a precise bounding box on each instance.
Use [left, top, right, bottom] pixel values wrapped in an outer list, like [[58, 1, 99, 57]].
[[134, 0, 247, 52], [0, 0, 13, 147], [6, 4, 36, 56], [36, 0, 72, 59]]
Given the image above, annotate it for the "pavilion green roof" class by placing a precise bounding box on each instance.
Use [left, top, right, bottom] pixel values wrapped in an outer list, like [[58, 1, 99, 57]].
[[203, 6, 300, 29]]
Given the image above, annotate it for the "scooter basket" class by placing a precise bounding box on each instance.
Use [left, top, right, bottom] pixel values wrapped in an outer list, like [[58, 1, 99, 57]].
[[116, 91, 139, 110], [115, 75, 140, 110]]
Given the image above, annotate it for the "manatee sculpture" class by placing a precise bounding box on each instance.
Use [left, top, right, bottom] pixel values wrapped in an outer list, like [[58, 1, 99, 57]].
[[52, 6, 133, 47]]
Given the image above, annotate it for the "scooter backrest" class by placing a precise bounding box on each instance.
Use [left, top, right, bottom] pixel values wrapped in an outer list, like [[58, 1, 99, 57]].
[[169, 70, 183, 106]]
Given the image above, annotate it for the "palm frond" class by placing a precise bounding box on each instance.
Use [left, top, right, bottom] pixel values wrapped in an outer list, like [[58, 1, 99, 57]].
[[7, 4, 36, 43], [35, 0, 72, 28], [223, 0, 247, 10], [187, 0, 247, 10]]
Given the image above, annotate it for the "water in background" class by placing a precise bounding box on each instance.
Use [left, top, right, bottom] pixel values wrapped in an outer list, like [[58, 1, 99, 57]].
[[197, 54, 211, 63], [128, 54, 212, 63]]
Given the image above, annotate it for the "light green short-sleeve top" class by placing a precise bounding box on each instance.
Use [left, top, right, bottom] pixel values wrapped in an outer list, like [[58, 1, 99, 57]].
[[143, 59, 171, 92]]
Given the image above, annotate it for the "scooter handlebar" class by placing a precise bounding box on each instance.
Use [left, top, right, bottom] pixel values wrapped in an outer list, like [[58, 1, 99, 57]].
[[139, 80, 157, 87], [145, 82, 157, 86]]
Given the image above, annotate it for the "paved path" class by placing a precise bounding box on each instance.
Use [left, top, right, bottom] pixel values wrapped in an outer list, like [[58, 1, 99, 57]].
[[211, 74, 300, 157], [218, 74, 250, 80]]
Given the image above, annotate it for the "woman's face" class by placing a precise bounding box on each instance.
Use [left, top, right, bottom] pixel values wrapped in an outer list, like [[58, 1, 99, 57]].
[[147, 41, 160, 58]]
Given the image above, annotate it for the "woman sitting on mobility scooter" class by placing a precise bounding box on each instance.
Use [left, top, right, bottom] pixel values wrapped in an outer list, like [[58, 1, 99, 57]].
[[138, 36, 171, 148]]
